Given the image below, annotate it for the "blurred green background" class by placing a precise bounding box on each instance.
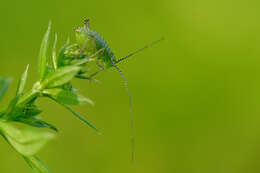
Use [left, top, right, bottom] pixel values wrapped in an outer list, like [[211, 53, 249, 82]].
[[1, 0, 260, 172]]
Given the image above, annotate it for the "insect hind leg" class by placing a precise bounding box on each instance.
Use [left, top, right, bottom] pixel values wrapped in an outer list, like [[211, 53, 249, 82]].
[[96, 57, 105, 70]]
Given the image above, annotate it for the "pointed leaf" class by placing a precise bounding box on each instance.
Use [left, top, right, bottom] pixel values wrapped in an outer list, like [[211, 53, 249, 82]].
[[43, 88, 94, 105], [43, 65, 54, 80], [16, 64, 29, 96], [52, 34, 58, 70], [23, 155, 52, 173], [62, 104, 100, 134], [49, 97, 100, 133], [5, 102, 41, 120], [41, 66, 80, 88], [22, 104, 42, 117], [16, 117, 58, 132], [39, 22, 51, 82], [0, 121, 55, 156], [0, 77, 11, 101]]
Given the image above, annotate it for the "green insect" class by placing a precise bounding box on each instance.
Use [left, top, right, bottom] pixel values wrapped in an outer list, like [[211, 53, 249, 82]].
[[74, 19, 163, 163]]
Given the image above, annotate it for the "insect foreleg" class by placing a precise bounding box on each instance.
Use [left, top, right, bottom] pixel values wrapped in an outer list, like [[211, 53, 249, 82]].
[[79, 36, 90, 55], [96, 57, 105, 70], [88, 69, 104, 79], [77, 48, 106, 81], [93, 47, 106, 69]]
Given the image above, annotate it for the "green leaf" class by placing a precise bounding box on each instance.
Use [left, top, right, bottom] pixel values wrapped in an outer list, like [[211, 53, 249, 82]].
[[22, 104, 42, 117], [49, 97, 100, 134], [0, 77, 11, 101], [0, 121, 55, 156], [62, 104, 100, 134], [4, 101, 41, 120], [57, 44, 69, 68], [43, 64, 54, 80], [16, 118, 58, 132], [43, 88, 94, 105], [16, 64, 29, 96], [52, 34, 58, 70], [39, 22, 51, 82], [41, 66, 80, 88], [23, 155, 52, 173]]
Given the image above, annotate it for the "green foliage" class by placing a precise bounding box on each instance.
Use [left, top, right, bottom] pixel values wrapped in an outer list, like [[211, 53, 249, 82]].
[[0, 121, 55, 156], [0, 18, 149, 172], [43, 88, 94, 105], [41, 66, 80, 88], [24, 156, 52, 173], [38, 22, 51, 82], [16, 117, 58, 132], [52, 34, 58, 70], [16, 64, 29, 96], [56, 101, 100, 133], [0, 21, 103, 173]]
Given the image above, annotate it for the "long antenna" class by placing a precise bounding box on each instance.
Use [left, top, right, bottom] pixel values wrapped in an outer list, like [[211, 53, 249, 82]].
[[112, 62, 135, 164], [89, 37, 164, 79], [115, 37, 164, 64]]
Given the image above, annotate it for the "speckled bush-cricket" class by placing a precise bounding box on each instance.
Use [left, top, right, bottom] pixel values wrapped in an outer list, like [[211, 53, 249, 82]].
[[74, 19, 164, 162], [0, 19, 163, 173]]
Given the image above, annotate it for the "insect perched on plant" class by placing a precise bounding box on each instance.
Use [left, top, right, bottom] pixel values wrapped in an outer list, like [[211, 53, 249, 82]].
[[0, 19, 163, 173], [73, 19, 164, 163]]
